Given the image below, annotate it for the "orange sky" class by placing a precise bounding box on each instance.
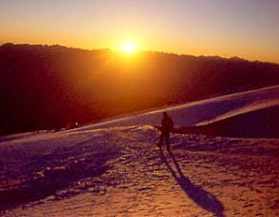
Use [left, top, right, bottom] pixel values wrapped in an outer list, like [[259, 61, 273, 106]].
[[1, 0, 279, 63]]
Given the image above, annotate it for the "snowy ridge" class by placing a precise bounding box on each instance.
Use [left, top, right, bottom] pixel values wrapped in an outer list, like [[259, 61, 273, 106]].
[[70, 84, 279, 132]]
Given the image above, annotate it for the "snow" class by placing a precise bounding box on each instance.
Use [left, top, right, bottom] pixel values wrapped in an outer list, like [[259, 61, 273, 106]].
[[1, 85, 279, 216], [70, 84, 279, 131]]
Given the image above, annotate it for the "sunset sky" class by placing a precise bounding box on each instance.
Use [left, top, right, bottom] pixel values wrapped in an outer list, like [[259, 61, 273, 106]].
[[1, 0, 279, 63]]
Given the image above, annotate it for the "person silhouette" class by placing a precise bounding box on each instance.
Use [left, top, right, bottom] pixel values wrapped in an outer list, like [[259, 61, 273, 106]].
[[158, 112, 174, 150]]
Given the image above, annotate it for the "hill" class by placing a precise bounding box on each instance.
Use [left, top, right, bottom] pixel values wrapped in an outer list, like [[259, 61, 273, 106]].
[[1, 43, 279, 135], [70, 84, 279, 138]]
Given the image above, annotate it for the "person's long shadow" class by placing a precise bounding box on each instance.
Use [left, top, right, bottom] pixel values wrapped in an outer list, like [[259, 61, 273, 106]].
[[160, 150, 225, 217]]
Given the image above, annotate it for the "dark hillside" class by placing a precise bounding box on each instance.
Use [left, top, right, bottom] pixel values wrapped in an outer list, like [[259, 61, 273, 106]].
[[0, 43, 279, 135]]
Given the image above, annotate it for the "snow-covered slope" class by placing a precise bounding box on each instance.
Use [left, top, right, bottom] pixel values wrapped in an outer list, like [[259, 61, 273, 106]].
[[1, 85, 279, 216], [71, 84, 279, 131], [1, 126, 279, 216]]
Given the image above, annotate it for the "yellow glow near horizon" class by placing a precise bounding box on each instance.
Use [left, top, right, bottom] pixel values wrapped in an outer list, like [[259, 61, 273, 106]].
[[120, 41, 137, 54]]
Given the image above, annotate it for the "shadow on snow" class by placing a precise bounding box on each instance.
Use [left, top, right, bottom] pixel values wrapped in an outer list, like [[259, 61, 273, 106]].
[[160, 149, 225, 216], [0, 138, 121, 212]]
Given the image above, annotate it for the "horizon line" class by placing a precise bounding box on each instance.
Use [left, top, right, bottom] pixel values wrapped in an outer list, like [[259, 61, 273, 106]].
[[1, 42, 278, 65]]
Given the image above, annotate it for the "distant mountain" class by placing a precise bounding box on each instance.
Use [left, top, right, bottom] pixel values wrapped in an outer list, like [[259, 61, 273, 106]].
[[1, 43, 279, 135]]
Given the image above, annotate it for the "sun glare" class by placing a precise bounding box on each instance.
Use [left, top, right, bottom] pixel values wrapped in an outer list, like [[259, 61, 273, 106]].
[[120, 41, 137, 54]]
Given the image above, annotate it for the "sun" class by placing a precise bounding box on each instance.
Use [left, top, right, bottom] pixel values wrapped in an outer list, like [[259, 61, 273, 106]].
[[120, 41, 137, 54]]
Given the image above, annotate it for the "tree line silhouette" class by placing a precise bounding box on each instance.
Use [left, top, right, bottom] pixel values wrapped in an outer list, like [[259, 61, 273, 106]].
[[0, 43, 279, 135]]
